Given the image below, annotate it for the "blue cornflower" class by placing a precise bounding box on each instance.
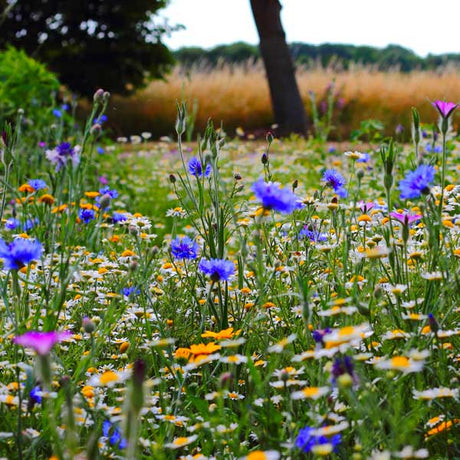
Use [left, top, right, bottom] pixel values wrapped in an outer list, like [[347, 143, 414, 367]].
[[94, 114, 108, 125], [0, 238, 43, 270], [121, 286, 140, 297], [322, 169, 347, 198], [299, 226, 328, 243], [112, 212, 127, 223], [98, 187, 118, 199], [296, 426, 341, 454], [78, 208, 96, 223], [30, 385, 42, 404], [28, 179, 47, 191], [188, 157, 211, 177], [23, 218, 39, 231], [398, 164, 435, 200], [4, 218, 21, 230], [199, 258, 235, 282], [171, 236, 199, 260], [424, 144, 442, 154], [52, 108, 62, 118], [102, 420, 127, 449], [252, 178, 299, 214], [97, 146, 105, 154], [357, 153, 370, 163]]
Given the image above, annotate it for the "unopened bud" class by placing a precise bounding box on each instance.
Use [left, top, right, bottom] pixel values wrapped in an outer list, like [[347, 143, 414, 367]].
[[357, 169, 364, 180], [99, 193, 111, 209], [93, 89, 104, 104], [261, 153, 268, 164], [102, 91, 111, 103], [83, 316, 96, 333], [90, 123, 102, 135], [219, 372, 233, 388], [169, 174, 176, 184], [292, 179, 298, 191], [234, 173, 242, 181], [337, 373, 353, 389]]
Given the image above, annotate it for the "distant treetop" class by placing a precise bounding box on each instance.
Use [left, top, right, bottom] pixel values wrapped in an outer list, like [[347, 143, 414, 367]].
[[174, 41, 460, 71], [0, 0, 177, 96]]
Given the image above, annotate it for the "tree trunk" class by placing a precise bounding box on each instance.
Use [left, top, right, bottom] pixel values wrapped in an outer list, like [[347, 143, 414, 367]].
[[250, 0, 307, 136]]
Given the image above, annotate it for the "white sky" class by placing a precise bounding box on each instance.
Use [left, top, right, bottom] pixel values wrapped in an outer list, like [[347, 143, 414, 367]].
[[160, 0, 460, 57]]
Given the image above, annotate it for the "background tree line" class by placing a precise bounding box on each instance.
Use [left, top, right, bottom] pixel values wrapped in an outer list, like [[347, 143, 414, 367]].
[[174, 41, 460, 71]]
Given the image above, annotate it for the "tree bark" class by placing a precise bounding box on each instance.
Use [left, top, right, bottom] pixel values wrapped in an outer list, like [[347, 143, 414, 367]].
[[250, 0, 307, 136]]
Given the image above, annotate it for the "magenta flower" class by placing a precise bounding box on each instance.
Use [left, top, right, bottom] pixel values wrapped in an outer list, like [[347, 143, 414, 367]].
[[432, 100, 458, 119], [13, 330, 72, 355], [358, 200, 375, 213], [389, 211, 421, 226]]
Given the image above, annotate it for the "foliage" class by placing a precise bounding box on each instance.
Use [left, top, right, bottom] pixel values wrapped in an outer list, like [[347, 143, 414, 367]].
[[0, 46, 60, 126], [0, 0, 175, 96]]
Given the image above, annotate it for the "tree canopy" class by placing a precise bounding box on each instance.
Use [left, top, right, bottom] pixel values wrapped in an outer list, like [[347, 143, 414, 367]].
[[0, 0, 175, 96]]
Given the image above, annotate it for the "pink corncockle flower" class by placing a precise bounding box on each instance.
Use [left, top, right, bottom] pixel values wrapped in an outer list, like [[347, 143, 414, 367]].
[[358, 200, 375, 214], [432, 100, 458, 119], [389, 211, 421, 226], [13, 330, 72, 355]]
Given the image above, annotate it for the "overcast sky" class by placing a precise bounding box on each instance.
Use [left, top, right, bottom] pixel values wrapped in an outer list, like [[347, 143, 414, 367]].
[[160, 0, 460, 57]]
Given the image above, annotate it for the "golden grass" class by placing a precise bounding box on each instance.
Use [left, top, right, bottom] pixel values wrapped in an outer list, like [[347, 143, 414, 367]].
[[108, 61, 460, 139]]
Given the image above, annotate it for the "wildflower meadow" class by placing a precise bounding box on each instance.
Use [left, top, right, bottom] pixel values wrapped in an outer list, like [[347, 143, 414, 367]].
[[0, 86, 459, 460]]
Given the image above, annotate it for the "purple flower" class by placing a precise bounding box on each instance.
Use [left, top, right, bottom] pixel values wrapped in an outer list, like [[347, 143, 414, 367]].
[[252, 178, 299, 214], [13, 330, 72, 355], [398, 164, 435, 200], [0, 238, 43, 270], [45, 142, 80, 171], [199, 258, 235, 282], [28, 179, 47, 191], [322, 169, 347, 198], [296, 426, 341, 454], [358, 200, 375, 213], [389, 210, 421, 225], [78, 208, 96, 223], [312, 327, 332, 344], [331, 355, 359, 386], [188, 157, 211, 177], [171, 236, 199, 260], [432, 100, 458, 119]]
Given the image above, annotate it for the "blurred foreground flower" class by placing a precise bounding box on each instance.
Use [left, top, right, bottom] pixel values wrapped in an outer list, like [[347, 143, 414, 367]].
[[13, 330, 72, 355], [0, 238, 43, 270]]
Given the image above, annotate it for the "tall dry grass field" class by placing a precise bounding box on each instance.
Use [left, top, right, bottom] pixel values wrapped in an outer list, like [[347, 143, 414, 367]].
[[108, 61, 460, 139]]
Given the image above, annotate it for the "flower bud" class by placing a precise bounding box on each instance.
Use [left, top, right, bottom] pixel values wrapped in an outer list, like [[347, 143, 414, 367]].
[[99, 193, 111, 210], [83, 316, 96, 333], [93, 89, 104, 104], [169, 174, 176, 184]]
